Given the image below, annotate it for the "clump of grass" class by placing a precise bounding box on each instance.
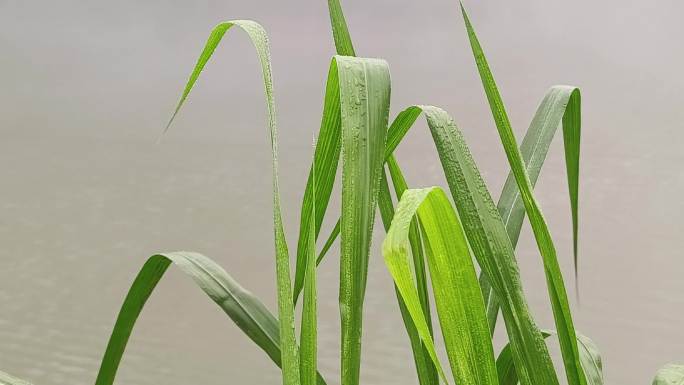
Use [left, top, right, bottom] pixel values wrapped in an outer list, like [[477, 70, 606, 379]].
[[1, 1, 680, 385]]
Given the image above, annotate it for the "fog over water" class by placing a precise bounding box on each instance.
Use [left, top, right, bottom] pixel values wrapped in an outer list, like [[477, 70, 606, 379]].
[[1, 1, 683, 384]]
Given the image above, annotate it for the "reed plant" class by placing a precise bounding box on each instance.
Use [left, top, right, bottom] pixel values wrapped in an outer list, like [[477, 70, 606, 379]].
[[1, 1, 680, 385]]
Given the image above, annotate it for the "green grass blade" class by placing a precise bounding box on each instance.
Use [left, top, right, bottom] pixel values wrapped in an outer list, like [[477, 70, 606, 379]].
[[293, 66, 343, 303], [481, 85, 583, 334], [653, 364, 684, 385], [300, 146, 318, 385], [95, 252, 327, 385], [378, 170, 438, 385], [497, 331, 603, 385], [316, 219, 339, 266], [460, 5, 585, 385], [292, 0, 355, 306], [334, 55, 390, 385], [164, 20, 300, 385], [326, 0, 356, 56], [384, 187, 499, 385], [386, 156, 432, 329], [0, 370, 31, 385], [379, 187, 448, 385], [419, 105, 558, 385]]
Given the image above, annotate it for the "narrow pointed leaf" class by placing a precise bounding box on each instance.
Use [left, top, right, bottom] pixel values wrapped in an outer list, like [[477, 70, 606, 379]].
[[481, 85, 583, 334], [292, 0, 355, 305], [460, 5, 585, 385], [326, 0, 356, 56], [164, 20, 300, 385]]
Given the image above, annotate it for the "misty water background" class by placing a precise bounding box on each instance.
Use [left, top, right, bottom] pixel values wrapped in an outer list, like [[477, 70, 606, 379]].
[[1, 0, 682, 384]]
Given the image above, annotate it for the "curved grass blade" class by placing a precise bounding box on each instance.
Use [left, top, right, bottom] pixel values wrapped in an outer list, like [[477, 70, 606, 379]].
[[481, 85, 582, 334], [653, 364, 684, 385], [384, 187, 499, 385], [163, 20, 299, 385], [378, 171, 438, 385], [460, 5, 585, 385], [334, 55, 391, 385], [314, 103, 561, 385], [412, 105, 558, 385], [95, 252, 324, 385], [0, 370, 31, 385], [497, 331, 603, 385]]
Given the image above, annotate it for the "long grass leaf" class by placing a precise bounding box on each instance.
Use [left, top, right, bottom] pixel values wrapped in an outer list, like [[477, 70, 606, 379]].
[[163, 20, 299, 385], [0, 370, 31, 385], [481, 85, 583, 334], [292, 0, 356, 306], [315, 103, 561, 385], [497, 331, 603, 385], [460, 6, 585, 385], [384, 187, 499, 385], [389, 105, 559, 385], [326, 0, 356, 56], [300, 143, 318, 385], [653, 364, 684, 385], [95, 252, 325, 385], [334, 55, 390, 385], [378, 171, 438, 385]]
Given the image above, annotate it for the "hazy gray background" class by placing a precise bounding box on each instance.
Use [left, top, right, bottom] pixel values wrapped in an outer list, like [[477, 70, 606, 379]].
[[1, 0, 682, 384]]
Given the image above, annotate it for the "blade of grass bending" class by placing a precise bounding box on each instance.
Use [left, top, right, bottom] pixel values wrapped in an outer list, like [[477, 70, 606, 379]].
[[385, 156, 438, 385], [378, 170, 438, 385], [384, 187, 499, 385], [300, 140, 318, 385], [497, 331, 603, 385], [0, 370, 31, 385], [351, 103, 561, 384], [481, 85, 583, 335], [652, 364, 684, 385], [164, 20, 299, 385], [391, 105, 559, 385], [460, 6, 585, 385], [95, 252, 325, 385], [334, 55, 390, 385]]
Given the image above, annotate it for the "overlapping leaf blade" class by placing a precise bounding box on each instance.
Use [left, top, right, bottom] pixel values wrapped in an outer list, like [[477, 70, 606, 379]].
[[383, 187, 499, 385], [387, 105, 559, 385], [481, 85, 582, 334], [377, 170, 438, 385], [460, 5, 585, 385]]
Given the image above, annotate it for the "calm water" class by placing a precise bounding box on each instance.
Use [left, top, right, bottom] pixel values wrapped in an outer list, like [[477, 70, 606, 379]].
[[1, 1, 683, 384]]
